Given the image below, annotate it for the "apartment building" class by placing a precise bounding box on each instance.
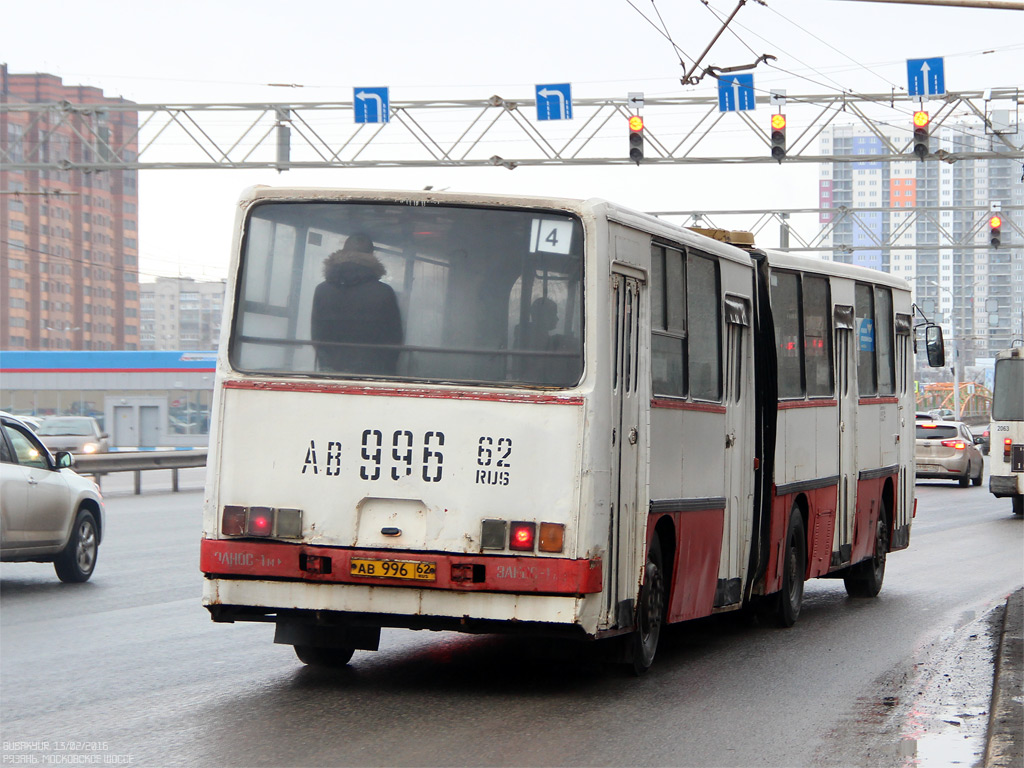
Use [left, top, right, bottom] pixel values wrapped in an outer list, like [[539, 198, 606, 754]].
[[1, 64, 140, 350], [140, 277, 226, 350], [820, 118, 1023, 364]]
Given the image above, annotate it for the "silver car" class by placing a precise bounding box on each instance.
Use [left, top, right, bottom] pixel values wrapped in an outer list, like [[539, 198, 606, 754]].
[[35, 416, 110, 455], [915, 420, 985, 488], [1, 413, 105, 582]]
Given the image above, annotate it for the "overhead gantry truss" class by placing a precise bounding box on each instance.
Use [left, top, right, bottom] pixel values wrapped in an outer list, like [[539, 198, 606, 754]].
[[1, 88, 1021, 172], [650, 204, 1023, 253]]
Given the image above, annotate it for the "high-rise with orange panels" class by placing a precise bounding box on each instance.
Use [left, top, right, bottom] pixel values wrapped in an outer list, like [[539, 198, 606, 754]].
[[1, 64, 140, 350]]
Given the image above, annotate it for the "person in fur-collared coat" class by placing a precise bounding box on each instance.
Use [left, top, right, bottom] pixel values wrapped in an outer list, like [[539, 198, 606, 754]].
[[311, 233, 403, 374]]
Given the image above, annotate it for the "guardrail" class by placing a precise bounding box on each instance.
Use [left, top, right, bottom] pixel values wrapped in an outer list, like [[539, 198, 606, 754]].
[[72, 449, 207, 495]]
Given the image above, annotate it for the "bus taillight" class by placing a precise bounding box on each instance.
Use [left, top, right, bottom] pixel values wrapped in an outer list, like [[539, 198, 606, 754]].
[[510, 522, 537, 551], [221, 505, 303, 539], [539, 523, 565, 553], [1005, 438, 1014, 462]]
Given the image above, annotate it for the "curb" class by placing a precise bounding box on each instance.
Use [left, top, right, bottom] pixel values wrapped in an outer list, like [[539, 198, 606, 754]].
[[985, 587, 1024, 768]]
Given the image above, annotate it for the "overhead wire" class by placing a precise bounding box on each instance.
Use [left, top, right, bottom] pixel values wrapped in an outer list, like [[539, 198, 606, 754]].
[[626, 0, 696, 70], [682, 0, 1016, 151]]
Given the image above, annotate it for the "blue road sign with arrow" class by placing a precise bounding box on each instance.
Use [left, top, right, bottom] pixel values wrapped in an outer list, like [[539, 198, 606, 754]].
[[354, 87, 390, 123], [907, 58, 945, 97], [718, 74, 756, 112], [535, 83, 573, 121]]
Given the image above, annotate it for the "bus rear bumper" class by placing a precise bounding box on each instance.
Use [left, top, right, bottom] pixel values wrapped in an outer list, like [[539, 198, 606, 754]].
[[202, 577, 594, 636]]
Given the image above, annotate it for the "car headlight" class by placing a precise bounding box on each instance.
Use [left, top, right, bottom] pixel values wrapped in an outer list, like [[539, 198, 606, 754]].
[[82, 443, 99, 454]]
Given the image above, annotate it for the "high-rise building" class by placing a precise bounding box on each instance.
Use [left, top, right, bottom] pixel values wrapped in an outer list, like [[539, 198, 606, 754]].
[[1, 64, 140, 350], [140, 277, 226, 350], [820, 118, 1024, 364]]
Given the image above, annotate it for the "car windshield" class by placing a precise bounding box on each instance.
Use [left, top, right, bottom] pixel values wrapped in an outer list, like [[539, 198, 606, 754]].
[[916, 424, 959, 440], [230, 201, 585, 388], [37, 418, 94, 436]]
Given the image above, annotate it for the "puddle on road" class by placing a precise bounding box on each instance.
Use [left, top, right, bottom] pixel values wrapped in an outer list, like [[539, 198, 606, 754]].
[[898, 703, 989, 767]]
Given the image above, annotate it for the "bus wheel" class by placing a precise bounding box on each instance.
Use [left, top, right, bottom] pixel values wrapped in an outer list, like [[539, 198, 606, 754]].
[[760, 508, 805, 627], [628, 536, 666, 675], [844, 507, 889, 598], [294, 645, 355, 668]]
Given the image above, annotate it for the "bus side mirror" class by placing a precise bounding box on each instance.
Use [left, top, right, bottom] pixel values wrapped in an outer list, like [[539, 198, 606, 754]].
[[925, 324, 945, 368]]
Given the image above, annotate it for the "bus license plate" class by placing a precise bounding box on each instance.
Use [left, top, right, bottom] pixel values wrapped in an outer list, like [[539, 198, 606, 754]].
[[350, 558, 436, 581]]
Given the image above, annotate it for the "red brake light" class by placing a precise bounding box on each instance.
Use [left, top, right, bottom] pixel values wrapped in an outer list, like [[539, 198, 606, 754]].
[[921, 424, 937, 429], [941, 439, 965, 450], [247, 507, 274, 536], [509, 522, 536, 552]]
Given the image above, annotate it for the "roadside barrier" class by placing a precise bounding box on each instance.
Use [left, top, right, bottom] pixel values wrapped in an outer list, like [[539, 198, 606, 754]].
[[73, 449, 207, 495]]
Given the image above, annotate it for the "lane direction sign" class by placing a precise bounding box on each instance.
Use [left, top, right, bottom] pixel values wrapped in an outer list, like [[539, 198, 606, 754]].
[[535, 83, 573, 121], [907, 58, 945, 98], [718, 74, 756, 112], [354, 87, 390, 123]]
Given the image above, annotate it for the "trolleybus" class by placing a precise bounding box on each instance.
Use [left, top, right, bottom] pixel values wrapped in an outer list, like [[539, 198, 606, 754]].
[[990, 345, 1024, 516], [200, 187, 944, 672]]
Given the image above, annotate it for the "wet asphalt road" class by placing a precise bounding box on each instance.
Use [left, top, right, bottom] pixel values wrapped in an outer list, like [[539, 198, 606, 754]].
[[1, 463, 1021, 768]]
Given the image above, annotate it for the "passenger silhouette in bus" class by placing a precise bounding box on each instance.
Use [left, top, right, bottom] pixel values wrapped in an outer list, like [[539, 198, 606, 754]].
[[514, 296, 571, 383], [311, 233, 403, 374]]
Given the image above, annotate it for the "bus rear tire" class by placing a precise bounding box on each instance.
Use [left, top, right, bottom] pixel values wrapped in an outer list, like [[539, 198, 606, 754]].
[[759, 508, 805, 628], [294, 645, 355, 668], [628, 536, 666, 675], [844, 507, 889, 598]]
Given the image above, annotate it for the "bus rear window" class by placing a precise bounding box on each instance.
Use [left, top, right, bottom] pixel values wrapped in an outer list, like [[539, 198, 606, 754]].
[[993, 358, 1024, 421], [231, 202, 584, 387]]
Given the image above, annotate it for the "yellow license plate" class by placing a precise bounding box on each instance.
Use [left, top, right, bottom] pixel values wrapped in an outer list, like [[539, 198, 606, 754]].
[[350, 558, 436, 581]]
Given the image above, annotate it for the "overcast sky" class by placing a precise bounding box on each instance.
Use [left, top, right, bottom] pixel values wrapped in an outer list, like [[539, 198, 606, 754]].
[[3, 0, 1021, 280]]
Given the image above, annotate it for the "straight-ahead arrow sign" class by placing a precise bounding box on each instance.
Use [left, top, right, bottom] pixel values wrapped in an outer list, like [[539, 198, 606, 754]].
[[907, 58, 945, 98]]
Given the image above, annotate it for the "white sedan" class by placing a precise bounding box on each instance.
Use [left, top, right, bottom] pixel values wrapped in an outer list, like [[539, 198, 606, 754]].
[[1, 413, 105, 582]]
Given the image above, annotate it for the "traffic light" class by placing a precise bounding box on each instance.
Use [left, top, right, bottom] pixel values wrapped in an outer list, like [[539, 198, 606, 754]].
[[989, 214, 1002, 247], [628, 115, 644, 164], [770, 114, 787, 162], [913, 111, 930, 160]]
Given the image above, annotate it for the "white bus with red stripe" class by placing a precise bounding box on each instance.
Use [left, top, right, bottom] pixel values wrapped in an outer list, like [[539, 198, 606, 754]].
[[200, 187, 943, 672], [989, 346, 1024, 516]]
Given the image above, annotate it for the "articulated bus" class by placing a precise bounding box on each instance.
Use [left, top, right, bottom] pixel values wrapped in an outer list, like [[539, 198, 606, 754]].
[[990, 346, 1024, 516], [200, 187, 944, 672]]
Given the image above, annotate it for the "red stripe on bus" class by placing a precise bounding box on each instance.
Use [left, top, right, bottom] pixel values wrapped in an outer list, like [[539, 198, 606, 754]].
[[777, 399, 839, 410], [858, 396, 899, 405], [200, 539, 603, 595], [222, 379, 583, 406], [650, 399, 727, 414]]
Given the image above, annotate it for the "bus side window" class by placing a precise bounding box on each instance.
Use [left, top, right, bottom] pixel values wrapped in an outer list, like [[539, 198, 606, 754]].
[[803, 275, 833, 397], [771, 271, 803, 398], [650, 244, 686, 398], [855, 284, 877, 396], [686, 251, 721, 401]]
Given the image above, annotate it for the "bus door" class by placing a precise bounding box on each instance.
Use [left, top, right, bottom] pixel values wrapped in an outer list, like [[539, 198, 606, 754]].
[[895, 319, 913, 538], [721, 296, 753, 603], [834, 305, 856, 565], [610, 271, 643, 628]]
